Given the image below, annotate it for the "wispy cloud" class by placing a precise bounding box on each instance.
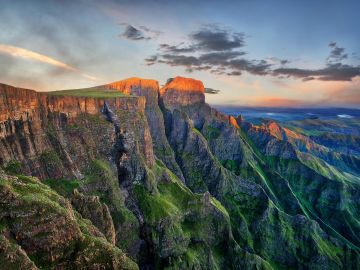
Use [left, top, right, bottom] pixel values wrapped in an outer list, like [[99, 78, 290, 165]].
[[120, 23, 161, 41], [0, 44, 98, 81], [327, 42, 348, 63]]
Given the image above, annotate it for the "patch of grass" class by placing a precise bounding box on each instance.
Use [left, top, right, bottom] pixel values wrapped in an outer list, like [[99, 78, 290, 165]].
[[221, 160, 240, 175], [211, 197, 230, 218], [203, 125, 221, 140], [134, 184, 178, 223], [43, 178, 80, 196], [192, 127, 202, 136], [47, 87, 131, 98], [2, 174, 69, 216], [39, 150, 61, 174], [3, 160, 22, 174]]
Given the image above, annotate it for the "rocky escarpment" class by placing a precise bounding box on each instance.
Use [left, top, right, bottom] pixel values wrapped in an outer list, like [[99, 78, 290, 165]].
[[0, 170, 137, 269], [71, 189, 116, 244], [0, 83, 150, 180], [160, 76, 205, 108], [0, 77, 359, 269], [241, 120, 359, 174], [0, 82, 154, 265], [103, 78, 185, 182], [161, 87, 359, 269], [234, 119, 360, 247]]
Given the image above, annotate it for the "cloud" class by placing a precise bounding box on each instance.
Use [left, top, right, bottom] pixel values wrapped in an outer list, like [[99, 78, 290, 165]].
[[159, 43, 196, 53], [0, 44, 97, 81], [139, 25, 162, 37], [327, 42, 348, 63], [121, 23, 161, 41], [205, 87, 220, 94], [122, 25, 149, 40], [273, 63, 360, 81], [150, 50, 271, 76], [157, 26, 246, 53], [145, 24, 360, 82], [266, 57, 290, 65], [273, 43, 360, 81], [189, 26, 245, 51], [145, 25, 279, 78], [145, 55, 158, 66], [147, 26, 272, 77]]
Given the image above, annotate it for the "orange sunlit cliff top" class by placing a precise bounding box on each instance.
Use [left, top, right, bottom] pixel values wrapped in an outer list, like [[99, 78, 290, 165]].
[[160, 76, 205, 95], [106, 77, 159, 95], [159, 77, 205, 107]]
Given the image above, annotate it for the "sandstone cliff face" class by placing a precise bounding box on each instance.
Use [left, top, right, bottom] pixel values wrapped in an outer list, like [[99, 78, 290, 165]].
[[105, 77, 159, 107], [0, 83, 153, 180], [105, 77, 185, 182], [0, 83, 156, 265], [160, 76, 205, 108]]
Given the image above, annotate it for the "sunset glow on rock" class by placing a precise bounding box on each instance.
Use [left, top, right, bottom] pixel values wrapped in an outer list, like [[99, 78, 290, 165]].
[[0, 1, 359, 269]]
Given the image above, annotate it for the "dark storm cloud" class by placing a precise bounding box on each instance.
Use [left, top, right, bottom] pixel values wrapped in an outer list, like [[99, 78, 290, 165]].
[[122, 25, 149, 40]]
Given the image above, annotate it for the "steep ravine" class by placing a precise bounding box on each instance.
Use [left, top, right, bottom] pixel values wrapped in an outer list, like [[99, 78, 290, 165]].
[[0, 78, 359, 269]]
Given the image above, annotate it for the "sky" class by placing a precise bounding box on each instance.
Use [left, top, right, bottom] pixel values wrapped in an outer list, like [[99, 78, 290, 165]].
[[0, 0, 359, 107]]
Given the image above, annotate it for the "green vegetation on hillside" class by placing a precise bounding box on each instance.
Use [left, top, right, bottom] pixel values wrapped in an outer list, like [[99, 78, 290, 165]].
[[47, 87, 131, 98], [0, 170, 138, 270]]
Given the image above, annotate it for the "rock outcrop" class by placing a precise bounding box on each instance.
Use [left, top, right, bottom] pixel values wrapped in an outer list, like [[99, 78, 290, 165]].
[[105, 77, 185, 182], [0, 170, 138, 269], [105, 77, 160, 107], [160, 76, 205, 108], [71, 189, 116, 244], [0, 83, 150, 179]]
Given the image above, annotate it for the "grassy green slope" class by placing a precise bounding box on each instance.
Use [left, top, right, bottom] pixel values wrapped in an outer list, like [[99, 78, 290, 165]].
[[47, 87, 131, 98]]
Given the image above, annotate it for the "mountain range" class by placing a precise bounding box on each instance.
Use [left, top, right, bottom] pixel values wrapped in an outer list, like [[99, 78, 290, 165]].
[[0, 76, 359, 269]]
